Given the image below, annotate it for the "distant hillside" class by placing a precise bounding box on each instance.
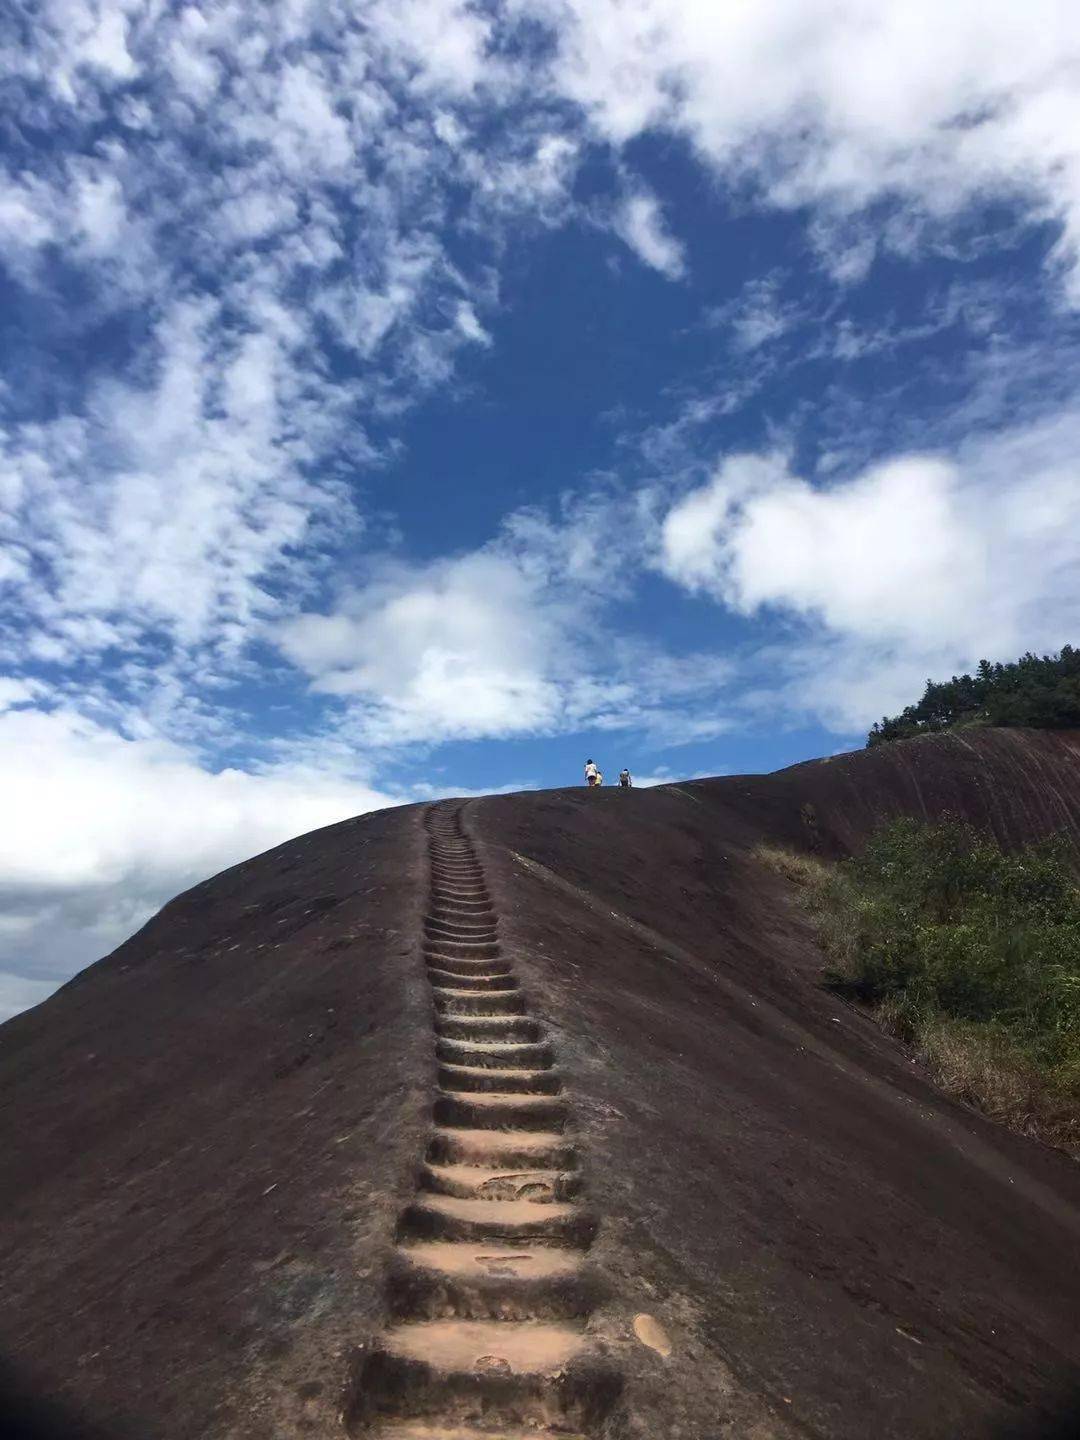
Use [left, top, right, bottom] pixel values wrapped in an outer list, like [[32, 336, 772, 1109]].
[[868, 646, 1080, 746]]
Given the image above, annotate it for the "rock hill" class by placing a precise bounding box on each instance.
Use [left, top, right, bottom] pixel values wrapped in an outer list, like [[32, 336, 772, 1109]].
[[3, 728, 1080, 1440]]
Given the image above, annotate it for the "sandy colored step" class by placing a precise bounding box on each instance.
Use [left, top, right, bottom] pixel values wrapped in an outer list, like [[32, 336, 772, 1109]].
[[434, 1090, 569, 1132], [357, 1326, 620, 1432], [425, 922, 500, 943], [426, 906, 497, 923], [374, 1428, 584, 1440], [432, 988, 526, 1017], [397, 1241, 583, 1282], [421, 1162, 579, 1203], [436, 1039, 554, 1070], [389, 1242, 592, 1322], [427, 954, 513, 978], [424, 935, 500, 955], [428, 970, 518, 995], [435, 1015, 541, 1044], [426, 937, 501, 956], [381, 1319, 585, 1373], [429, 903, 496, 921], [425, 917, 499, 937], [401, 1192, 588, 1246], [426, 951, 504, 972], [424, 937, 501, 959], [437, 1063, 561, 1095], [427, 1128, 576, 1171]]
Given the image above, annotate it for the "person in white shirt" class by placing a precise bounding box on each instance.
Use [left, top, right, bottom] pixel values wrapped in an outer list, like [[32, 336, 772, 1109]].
[[584, 759, 600, 787], [619, 768, 632, 787]]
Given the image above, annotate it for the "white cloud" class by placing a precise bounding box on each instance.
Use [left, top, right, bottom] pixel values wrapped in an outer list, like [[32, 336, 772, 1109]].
[[661, 452, 986, 647], [279, 551, 568, 744], [72, 165, 127, 254], [659, 412, 1080, 729], [272, 62, 353, 175], [277, 505, 738, 750], [521, 0, 1080, 296], [612, 190, 686, 280], [710, 274, 806, 352], [364, 0, 495, 95], [0, 701, 396, 1012], [455, 300, 493, 345], [1, 299, 359, 666]]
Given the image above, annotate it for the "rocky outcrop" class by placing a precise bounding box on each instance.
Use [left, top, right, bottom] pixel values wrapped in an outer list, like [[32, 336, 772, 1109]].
[[2, 729, 1079, 1440]]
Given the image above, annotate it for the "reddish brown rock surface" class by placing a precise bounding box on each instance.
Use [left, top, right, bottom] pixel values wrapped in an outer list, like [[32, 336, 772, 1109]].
[[2, 728, 1080, 1439]]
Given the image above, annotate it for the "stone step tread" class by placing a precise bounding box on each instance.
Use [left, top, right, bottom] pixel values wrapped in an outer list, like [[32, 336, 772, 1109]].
[[426, 944, 502, 955], [440, 1090, 560, 1109], [439, 1063, 558, 1081], [425, 935, 499, 945], [432, 1128, 569, 1155], [428, 967, 515, 980], [380, 1320, 585, 1372], [438, 1045, 552, 1065], [432, 986, 523, 1000], [376, 1425, 585, 1439], [413, 1192, 579, 1223], [437, 1015, 538, 1026], [435, 1023, 541, 1042], [428, 968, 515, 980], [425, 1163, 571, 1196], [427, 933, 501, 945], [429, 974, 518, 991], [426, 915, 498, 926], [397, 1241, 583, 1280], [428, 957, 512, 969], [426, 926, 498, 934]]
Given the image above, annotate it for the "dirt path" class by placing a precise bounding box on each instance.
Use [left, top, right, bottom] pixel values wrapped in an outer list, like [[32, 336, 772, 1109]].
[[350, 803, 620, 1437]]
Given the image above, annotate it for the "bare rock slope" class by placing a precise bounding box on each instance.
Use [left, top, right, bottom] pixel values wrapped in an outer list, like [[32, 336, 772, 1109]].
[[2, 728, 1080, 1440]]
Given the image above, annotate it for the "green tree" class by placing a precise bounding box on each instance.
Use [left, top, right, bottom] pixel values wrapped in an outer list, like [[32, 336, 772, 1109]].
[[867, 646, 1080, 747]]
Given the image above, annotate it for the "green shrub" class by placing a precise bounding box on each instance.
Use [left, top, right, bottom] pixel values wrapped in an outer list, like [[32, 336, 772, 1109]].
[[762, 817, 1080, 1152]]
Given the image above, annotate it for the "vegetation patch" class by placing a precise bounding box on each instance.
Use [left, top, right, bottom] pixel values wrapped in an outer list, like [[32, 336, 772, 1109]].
[[867, 645, 1080, 746], [757, 818, 1080, 1154]]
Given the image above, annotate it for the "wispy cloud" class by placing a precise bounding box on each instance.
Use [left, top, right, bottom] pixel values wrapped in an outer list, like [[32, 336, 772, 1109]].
[[525, 0, 1080, 297], [611, 189, 687, 280]]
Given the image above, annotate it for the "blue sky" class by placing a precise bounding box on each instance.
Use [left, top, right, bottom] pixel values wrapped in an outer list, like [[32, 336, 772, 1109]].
[[2, 0, 1080, 1017]]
